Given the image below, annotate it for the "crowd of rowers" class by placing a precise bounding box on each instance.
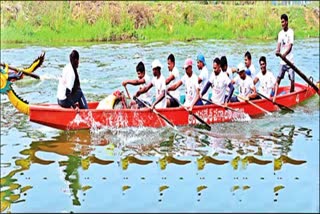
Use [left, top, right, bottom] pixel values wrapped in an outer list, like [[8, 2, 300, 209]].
[[121, 52, 280, 111]]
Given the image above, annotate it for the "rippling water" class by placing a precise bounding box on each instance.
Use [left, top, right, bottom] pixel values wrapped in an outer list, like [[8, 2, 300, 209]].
[[1, 39, 319, 212]]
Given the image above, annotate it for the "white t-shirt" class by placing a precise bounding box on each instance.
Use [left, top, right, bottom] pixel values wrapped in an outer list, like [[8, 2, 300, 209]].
[[246, 64, 256, 79], [278, 28, 294, 64], [140, 73, 153, 104], [57, 63, 75, 100], [167, 66, 180, 101], [255, 70, 276, 97], [233, 75, 255, 98], [181, 73, 200, 107], [208, 71, 231, 104], [151, 74, 167, 109], [198, 65, 209, 100], [223, 66, 233, 79]]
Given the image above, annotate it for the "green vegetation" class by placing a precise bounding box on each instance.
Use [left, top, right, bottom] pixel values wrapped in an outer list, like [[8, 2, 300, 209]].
[[1, 1, 319, 46]]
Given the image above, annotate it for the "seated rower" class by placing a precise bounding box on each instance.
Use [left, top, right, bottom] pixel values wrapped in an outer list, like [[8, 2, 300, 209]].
[[253, 56, 278, 98], [122, 61, 152, 109], [167, 58, 203, 112], [165, 54, 180, 107], [133, 59, 167, 110], [201, 57, 234, 105], [230, 62, 258, 102]]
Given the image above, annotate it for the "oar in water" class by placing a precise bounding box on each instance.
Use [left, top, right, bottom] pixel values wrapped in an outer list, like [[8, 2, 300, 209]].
[[257, 92, 294, 113], [276, 52, 320, 95], [133, 96, 176, 129], [201, 98, 242, 113], [0, 63, 40, 79], [167, 92, 211, 131], [236, 94, 272, 116]]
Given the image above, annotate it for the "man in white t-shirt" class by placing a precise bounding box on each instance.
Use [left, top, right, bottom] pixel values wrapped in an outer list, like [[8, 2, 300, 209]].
[[57, 50, 88, 109], [196, 54, 209, 100], [230, 63, 258, 102], [253, 56, 277, 98], [201, 57, 234, 105], [244, 51, 256, 79], [167, 58, 203, 111], [134, 59, 167, 109], [165, 53, 180, 107], [122, 61, 152, 109], [275, 13, 295, 95]]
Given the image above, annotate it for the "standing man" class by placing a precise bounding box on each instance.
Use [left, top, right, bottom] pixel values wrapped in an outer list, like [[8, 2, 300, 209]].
[[165, 53, 180, 107], [201, 57, 234, 105], [57, 50, 88, 109], [122, 61, 152, 109], [167, 58, 203, 111], [134, 59, 167, 110], [244, 51, 256, 79], [196, 54, 209, 101], [275, 13, 295, 95], [254, 56, 277, 98]]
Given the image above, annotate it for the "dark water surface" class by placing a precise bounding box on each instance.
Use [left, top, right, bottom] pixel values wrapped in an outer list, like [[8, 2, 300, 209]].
[[1, 39, 319, 212]]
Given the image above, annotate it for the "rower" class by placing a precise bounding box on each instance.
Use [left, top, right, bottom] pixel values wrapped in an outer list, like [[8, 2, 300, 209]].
[[230, 62, 258, 102], [196, 53, 209, 101], [167, 58, 203, 112], [253, 56, 277, 98], [165, 54, 180, 108], [244, 51, 256, 79], [201, 57, 234, 105], [133, 59, 167, 110], [122, 61, 152, 109]]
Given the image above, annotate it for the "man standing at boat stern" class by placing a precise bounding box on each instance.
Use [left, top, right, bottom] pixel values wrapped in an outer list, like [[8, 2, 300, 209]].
[[57, 50, 88, 109], [275, 13, 295, 94], [134, 59, 167, 109]]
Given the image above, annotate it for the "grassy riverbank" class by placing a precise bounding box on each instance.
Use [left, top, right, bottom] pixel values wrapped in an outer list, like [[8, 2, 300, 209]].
[[1, 1, 319, 45]]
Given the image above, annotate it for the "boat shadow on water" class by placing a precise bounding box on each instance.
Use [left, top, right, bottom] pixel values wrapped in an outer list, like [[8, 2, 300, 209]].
[[0, 124, 313, 212]]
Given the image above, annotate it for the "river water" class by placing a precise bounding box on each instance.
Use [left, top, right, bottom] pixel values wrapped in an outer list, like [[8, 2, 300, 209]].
[[1, 39, 319, 212]]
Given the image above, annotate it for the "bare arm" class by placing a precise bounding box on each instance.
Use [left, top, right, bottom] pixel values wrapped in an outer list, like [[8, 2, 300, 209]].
[[167, 80, 182, 91], [134, 82, 153, 97], [253, 77, 259, 85], [122, 78, 146, 86], [248, 86, 257, 99], [283, 43, 293, 58], [165, 73, 175, 85], [151, 90, 165, 109], [276, 42, 281, 54]]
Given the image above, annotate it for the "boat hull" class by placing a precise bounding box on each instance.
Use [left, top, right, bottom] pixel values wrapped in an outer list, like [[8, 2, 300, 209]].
[[29, 83, 318, 130]]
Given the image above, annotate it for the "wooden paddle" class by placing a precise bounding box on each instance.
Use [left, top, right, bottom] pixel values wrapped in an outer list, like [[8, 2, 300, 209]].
[[276, 53, 319, 95], [201, 98, 242, 113], [257, 92, 294, 113], [123, 85, 131, 99], [0, 63, 40, 79], [167, 92, 211, 131], [236, 94, 272, 116], [133, 96, 176, 129]]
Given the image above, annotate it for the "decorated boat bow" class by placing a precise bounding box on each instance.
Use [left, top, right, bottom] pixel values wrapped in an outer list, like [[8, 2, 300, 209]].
[[0, 52, 45, 115]]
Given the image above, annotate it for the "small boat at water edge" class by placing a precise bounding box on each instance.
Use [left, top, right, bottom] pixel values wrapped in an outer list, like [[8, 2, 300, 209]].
[[28, 82, 318, 130]]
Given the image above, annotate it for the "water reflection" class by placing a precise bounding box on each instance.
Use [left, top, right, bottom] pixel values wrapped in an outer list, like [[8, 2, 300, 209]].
[[0, 124, 313, 212]]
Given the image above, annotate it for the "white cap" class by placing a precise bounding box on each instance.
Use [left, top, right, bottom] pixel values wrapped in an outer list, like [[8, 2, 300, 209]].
[[151, 59, 162, 69], [237, 62, 246, 73]]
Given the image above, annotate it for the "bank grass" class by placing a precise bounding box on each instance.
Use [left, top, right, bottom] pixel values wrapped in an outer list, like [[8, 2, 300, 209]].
[[1, 1, 319, 45]]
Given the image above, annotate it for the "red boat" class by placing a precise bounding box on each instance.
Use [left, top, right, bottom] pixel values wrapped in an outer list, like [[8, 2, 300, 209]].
[[28, 82, 318, 130]]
